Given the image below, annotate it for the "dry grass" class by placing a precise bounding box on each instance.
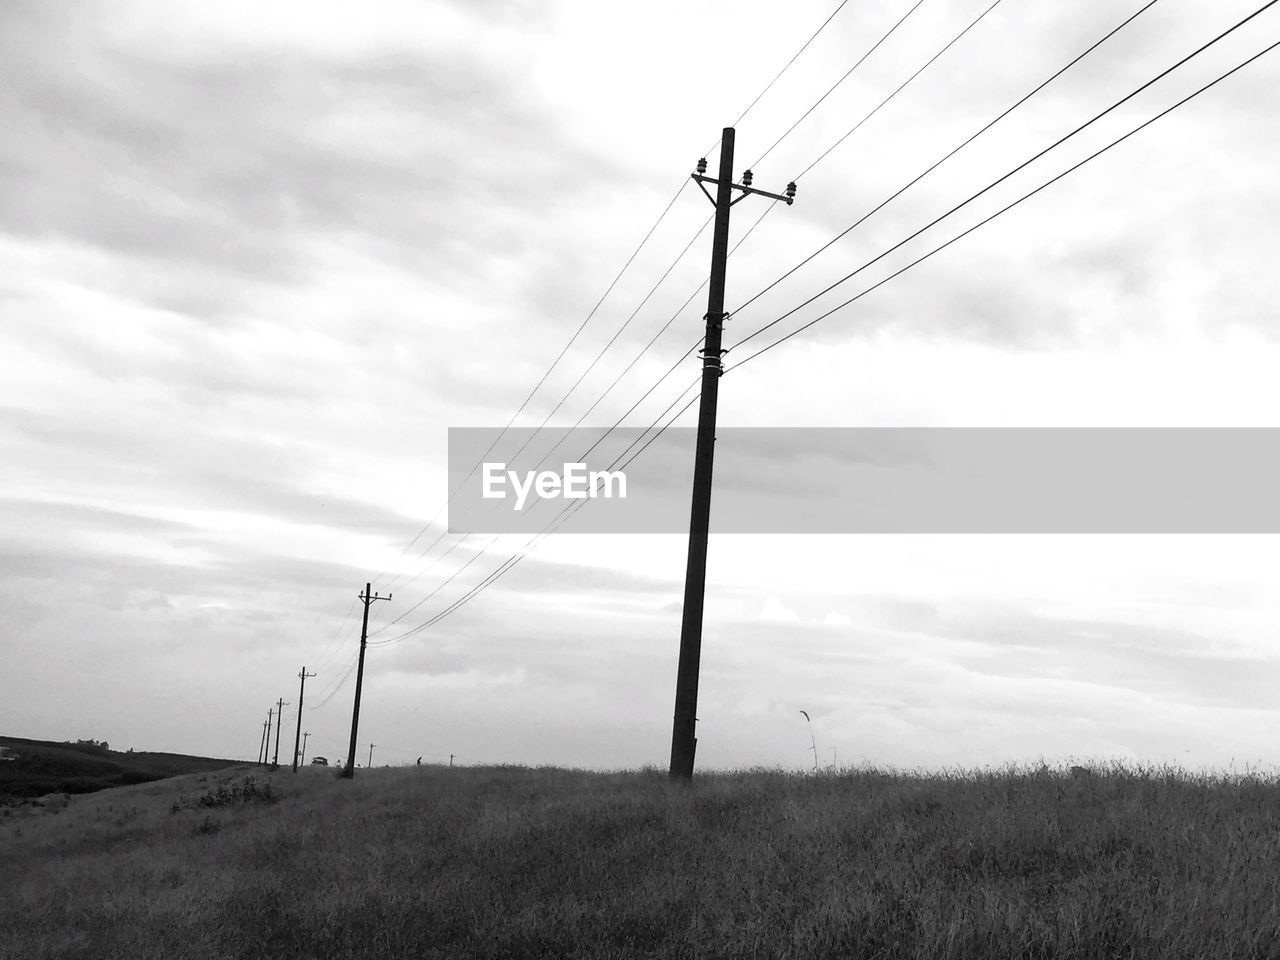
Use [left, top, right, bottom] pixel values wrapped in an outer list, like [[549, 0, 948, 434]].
[[2, 762, 1278, 959]]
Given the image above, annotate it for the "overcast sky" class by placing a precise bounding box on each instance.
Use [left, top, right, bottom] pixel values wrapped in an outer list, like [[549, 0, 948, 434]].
[[3, 0, 1280, 773]]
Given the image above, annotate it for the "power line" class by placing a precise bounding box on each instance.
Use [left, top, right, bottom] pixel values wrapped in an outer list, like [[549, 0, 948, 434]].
[[750, 0, 931, 169], [455, 180, 691, 486], [359, 0, 866, 625], [375, 205, 781, 634], [310, 594, 360, 675], [375, 533, 469, 612], [326, 0, 970, 676], [473, 202, 779, 519], [313, 614, 363, 679], [731, 0, 1165, 320], [365, 176, 693, 601], [335, 0, 998, 653], [732, 0, 1277, 355], [311, 648, 359, 710], [373, 0, 855, 601], [425, 386, 703, 633], [497, 213, 715, 471], [369, 536, 499, 635], [723, 0, 855, 134], [371, 371, 705, 647], [792, 0, 1008, 182], [384, 526, 449, 594], [731, 34, 1280, 372], [369, 379, 705, 648], [375, 508, 445, 592]]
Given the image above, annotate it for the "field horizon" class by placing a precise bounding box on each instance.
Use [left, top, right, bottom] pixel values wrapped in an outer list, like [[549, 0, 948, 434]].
[[5, 759, 1279, 958], [0, 735, 243, 804]]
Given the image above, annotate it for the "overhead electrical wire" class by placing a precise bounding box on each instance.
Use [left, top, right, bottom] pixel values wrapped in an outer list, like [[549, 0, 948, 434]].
[[498, 215, 715, 471], [732, 0, 1276, 356], [368, 536, 499, 637], [365, 0, 929, 610], [346, 0, 1020, 645], [381, 532, 469, 602], [731, 0, 1164, 320], [310, 594, 358, 667], [368, 378, 706, 648], [328, 0, 1012, 655], [377, 0, 863, 591], [377, 200, 782, 615], [732, 34, 1280, 371], [312, 615, 362, 678], [384, 399, 701, 647], [448, 0, 927, 509], [495, 202, 779, 493], [309, 5, 1275, 697], [371, 201, 781, 630], [310, 647, 361, 711], [791, 0, 1008, 182], [388, 4, 1280, 645], [750, 0, 931, 169], [366, 176, 693, 598], [717, 0, 855, 142]]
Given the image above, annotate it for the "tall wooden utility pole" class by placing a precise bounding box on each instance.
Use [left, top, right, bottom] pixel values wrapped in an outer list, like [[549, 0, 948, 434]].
[[271, 697, 289, 770], [291, 667, 316, 773], [344, 582, 391, 779], [368, 742, 375, 769], [669, 127, 795, 782], [258, 718, 269, 765], [301, 731, 310, 766]]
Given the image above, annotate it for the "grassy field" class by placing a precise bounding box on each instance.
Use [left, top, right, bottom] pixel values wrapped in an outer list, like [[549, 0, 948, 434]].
[[0, 736, 241, 802], [2, 762, 1278, 959]]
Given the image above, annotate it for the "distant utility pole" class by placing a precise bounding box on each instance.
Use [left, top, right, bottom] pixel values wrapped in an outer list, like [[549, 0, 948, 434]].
[[301, 731, 310, 766], [368, 743, 375, 769], [265, 708, 274, 767], [344, 582, 391, 780], [670, 127, 796, 783], [291, 667, 317, 773], [271, 697, 289, 771], [258, 718, 269, 765]]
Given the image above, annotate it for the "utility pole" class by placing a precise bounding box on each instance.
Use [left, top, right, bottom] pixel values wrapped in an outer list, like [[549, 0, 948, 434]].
[[344, 582, 391, 779], [368, 743, 375, 769], [271, 697, 289, 771], [265, 707, 274, 767], [258, 718, 269, 765], [301, 732, 310, 766], [291, 667, 316, 773], [670, 127, 795, 782]]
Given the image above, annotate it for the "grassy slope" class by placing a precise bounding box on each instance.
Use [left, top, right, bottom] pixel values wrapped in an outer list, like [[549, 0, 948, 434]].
[[2, 763, 1278, 960], [0, 736, 241, 800]]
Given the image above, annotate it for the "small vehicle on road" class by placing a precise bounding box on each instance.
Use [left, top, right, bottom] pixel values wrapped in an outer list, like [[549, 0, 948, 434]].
[[311, 756, 329, 766]]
